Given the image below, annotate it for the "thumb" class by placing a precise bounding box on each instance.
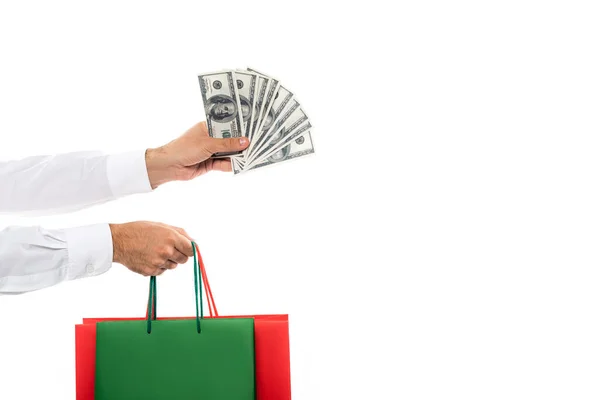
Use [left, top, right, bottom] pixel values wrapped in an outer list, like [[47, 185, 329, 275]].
[[204, 136, 249, 155]]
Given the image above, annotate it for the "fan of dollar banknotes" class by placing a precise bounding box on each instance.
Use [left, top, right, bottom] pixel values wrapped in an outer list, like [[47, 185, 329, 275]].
[[198, 68, 314, 174]]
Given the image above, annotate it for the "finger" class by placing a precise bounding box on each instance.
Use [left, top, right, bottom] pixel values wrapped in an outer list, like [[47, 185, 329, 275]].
[[172, 227, 193, 241], [142, 266, 160, 277], [173, 232, 194, 257], [162, 260, 178, 270], [204, 137, 249, 155], [211, 158, 233, 172], [168, 250, 188, 265]]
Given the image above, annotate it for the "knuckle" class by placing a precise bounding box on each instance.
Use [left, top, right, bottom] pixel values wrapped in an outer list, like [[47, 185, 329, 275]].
[[228, 138, 240, 148], [156, 246, 167, 257], [177, 228, 189, 238], [211, 138, 236, 152], [201, 138, 216, 154], [153, 258, 165, 267], [159, 245, 173, 258], [200, 145, 213, 158]]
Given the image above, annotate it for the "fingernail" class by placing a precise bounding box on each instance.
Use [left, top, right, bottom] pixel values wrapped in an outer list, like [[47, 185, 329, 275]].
[[240, 137, 248, 146]]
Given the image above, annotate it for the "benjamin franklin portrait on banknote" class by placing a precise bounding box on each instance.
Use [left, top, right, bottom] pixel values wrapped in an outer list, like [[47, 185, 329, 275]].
[[261, 108, 275, 132], [267, 145, 290, 162], [239, 95, 252, 123], [205, 94, 238, 123]]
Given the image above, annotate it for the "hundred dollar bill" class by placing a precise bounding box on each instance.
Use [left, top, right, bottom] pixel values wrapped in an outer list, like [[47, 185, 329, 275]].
[[257, 78, 280, 134], [246, 77, 280, 159], [247, 100, 305, 164], [248, 128, 315, 172], [198, 70, 245, 157], [248, 75, 270, 145], [234, 70, 258, 139]]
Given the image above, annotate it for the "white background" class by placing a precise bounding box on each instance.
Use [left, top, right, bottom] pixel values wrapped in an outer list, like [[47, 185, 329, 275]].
[[1, 1, 600, 399]]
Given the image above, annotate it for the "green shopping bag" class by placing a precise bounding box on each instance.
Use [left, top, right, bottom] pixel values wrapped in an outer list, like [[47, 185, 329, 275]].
[[94, 242, 255, 400]]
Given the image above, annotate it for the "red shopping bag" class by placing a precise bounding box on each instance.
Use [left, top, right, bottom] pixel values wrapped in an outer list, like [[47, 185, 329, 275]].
[[75, 246, 291, 400]]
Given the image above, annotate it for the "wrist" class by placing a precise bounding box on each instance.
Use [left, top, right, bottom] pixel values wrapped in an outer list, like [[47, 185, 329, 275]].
[[145, 147, 176, 189], [109, 223, 124, 264]]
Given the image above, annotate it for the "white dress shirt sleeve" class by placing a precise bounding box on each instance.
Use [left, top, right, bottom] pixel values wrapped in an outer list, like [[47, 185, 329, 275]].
[[0, 150, 152, 215], [0, 150, 153, 294]]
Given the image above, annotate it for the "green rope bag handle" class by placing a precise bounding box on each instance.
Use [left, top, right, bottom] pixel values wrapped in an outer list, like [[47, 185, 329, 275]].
[[146, 241, 203, 334]]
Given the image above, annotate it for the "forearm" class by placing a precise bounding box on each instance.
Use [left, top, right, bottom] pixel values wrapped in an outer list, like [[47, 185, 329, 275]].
[[0, 224, 113, 294], [0, 150, 152, 214]]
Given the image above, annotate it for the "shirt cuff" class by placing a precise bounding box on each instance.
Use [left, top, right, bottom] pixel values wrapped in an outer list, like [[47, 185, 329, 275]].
[[65, 223, 113, 280], [106, 150, 153, 198]]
